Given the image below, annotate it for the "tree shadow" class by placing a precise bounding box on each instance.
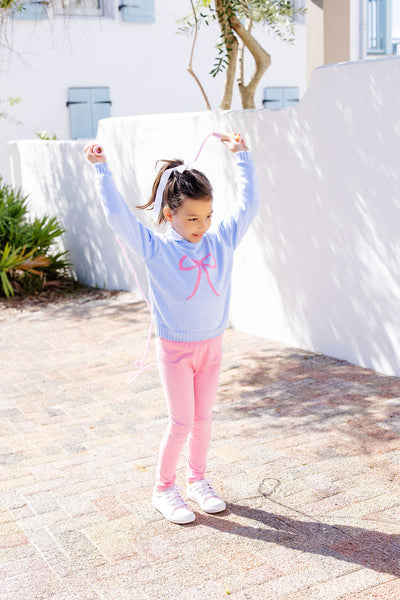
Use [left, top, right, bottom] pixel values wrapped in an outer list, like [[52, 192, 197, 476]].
[[41, 292, 147, 323], [235, 59, 400, 378], [196, 497, 400, 577], [15, 138, 149, 300], [216, 342, 400, 458]]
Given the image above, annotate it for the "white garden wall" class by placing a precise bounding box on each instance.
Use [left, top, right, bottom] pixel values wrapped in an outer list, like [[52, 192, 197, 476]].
[[0, 0, 306, 183], [8, 56, 400, 377]]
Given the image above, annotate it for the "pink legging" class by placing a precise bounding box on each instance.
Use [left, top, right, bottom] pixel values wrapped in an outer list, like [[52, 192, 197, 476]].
[[155, 335, 223, 491]]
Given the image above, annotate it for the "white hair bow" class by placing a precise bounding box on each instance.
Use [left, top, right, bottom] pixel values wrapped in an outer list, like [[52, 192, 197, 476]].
[[151, 163, 188, 223]]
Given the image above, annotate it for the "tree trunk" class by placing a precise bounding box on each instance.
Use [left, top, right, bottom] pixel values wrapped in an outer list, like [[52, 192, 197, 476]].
[[214, 0, 238, 110], [220, 33, 238, 110], [230, 14, 271, 109]]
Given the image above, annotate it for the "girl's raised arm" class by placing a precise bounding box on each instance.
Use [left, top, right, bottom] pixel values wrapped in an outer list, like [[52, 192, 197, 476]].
[[217, 135, 259, 249], [84, 144, 159, 262]]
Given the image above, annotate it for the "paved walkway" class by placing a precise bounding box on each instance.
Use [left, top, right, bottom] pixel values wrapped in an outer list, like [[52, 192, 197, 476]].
[[1, 292, 400, 600]]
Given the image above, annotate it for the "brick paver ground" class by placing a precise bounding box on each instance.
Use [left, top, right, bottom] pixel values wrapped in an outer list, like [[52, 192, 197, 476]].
[[1, 292, 400, 600]]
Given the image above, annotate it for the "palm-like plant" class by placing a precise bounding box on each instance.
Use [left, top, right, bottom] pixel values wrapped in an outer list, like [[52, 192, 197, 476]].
[[0, 178, 71, 297]]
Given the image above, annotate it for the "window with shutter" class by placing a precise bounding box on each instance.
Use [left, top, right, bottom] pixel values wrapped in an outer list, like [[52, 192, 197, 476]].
[[263, 88, 284, 110], [367, 0, 392, 54], [54, 0, 104, 17], [283, 87, 300, 108], [13, 1, 48, 19], [263, 87, 299, 110], [67, 87, 111, 140], [14, 0, 106, 19], [118, 0, 154, 23], [393, 2, 400, 52]]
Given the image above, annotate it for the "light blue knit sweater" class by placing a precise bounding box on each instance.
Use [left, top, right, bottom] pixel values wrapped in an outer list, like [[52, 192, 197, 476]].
[[94, 151, 259, 342]]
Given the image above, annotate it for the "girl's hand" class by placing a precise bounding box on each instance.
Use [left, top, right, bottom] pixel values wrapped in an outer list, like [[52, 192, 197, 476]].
[[219, 132, 249, 153], [84, 143, 107, 164]]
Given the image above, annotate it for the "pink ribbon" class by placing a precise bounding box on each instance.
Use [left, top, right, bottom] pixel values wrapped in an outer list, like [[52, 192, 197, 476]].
[[179, 253, 220, 300]]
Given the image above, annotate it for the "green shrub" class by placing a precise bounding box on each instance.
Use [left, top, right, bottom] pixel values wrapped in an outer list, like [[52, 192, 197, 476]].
[[35, 130, 58, 140], [0, 177, 71, 297]]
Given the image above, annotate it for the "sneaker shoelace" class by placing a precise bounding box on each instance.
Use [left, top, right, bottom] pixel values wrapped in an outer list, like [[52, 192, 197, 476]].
[[163, 486, 187, 509], [191, 480, 217, 500]]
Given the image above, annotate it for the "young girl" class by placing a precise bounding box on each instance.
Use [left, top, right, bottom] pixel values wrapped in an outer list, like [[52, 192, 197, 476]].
[[84, 133, 259, 524]]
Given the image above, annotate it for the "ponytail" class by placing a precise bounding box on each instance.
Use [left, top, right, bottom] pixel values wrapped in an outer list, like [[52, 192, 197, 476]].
[[137, 159, 213, 226]]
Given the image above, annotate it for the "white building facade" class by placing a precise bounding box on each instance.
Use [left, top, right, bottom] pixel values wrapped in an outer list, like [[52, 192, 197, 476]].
[[0, 0, 307, 182]]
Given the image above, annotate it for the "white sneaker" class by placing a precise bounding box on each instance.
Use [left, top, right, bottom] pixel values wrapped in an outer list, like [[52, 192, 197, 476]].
[[186, 479, 226, 513], [152, 485, 196, 524]]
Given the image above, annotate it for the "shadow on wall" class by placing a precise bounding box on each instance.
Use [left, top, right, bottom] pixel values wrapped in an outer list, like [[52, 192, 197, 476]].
[[11, 139, 148, 297], [238, 58, 400, 376], [8, 57, 400, 375]]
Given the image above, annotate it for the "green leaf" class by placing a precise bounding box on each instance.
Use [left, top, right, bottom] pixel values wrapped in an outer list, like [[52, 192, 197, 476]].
[[0, 178, 71, 297], [0, 271, 14, 297]]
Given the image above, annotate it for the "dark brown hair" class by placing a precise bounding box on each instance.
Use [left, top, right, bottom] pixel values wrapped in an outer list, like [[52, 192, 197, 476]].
[[137, 159, 213, 226]]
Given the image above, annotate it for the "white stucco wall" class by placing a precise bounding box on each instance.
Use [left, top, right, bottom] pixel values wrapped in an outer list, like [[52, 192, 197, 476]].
[[8, 56, 400, 377], [0, 0, 306, 183]]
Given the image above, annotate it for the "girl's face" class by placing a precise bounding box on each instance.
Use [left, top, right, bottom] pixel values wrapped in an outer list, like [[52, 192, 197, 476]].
[[163, 196, 213, 243]]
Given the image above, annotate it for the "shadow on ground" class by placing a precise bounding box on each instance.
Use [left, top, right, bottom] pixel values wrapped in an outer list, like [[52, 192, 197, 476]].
[[218, 346, 400, 459], [196, 499, 400, 578]]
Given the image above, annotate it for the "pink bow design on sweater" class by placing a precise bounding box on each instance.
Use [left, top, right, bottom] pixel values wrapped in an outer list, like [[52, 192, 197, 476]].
[[179, 253, 220, 300]]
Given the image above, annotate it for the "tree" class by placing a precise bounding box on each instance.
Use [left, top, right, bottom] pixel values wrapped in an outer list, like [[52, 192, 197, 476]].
[[179, 0, 306, 110], [0, 96, 21, 124], [0, 0, 24, 54]]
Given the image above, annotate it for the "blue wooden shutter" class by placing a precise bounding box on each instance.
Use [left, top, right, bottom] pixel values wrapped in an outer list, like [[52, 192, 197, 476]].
[[13, 1, 48, 19], [283, 87, 299, 108], [67, 87, 111, 139], [67, 88, 92, 140], [263, 88, 284, 110], [91, 88, 111, 134], [119, 0, 155, 23], [263, 87, 299, 110]]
